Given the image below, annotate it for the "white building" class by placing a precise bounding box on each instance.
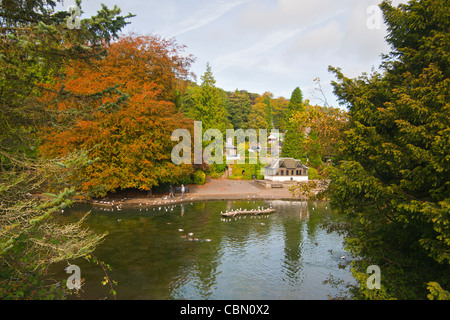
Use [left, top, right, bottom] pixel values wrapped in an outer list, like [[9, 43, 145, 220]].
[[225, 137, 237, 156], [264, 158, 308, 182], [267, 132, 283, 144]]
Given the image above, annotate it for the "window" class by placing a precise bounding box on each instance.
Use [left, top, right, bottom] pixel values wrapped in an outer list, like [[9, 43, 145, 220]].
[[280, 169, 284, 176]]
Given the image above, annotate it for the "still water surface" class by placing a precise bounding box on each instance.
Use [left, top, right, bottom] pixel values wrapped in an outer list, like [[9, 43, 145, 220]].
[[57, 200, 355, 300]]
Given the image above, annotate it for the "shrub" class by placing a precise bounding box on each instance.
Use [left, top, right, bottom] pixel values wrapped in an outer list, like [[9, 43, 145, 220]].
[[308, 167, 320, 180], [192, 170, 206, 185], [209, 161, 227, 173], [319, 165, 337, 179], [210, 172, 219, 179], [230, 162, 264, 180]]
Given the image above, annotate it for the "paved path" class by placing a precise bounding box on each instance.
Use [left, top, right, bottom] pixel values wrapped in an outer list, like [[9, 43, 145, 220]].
[[188, 178, 294, 200]]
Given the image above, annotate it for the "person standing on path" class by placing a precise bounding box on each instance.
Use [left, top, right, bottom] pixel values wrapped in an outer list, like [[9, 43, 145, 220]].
[[169, 185, 174, 198], [181, 184, 185, 199]]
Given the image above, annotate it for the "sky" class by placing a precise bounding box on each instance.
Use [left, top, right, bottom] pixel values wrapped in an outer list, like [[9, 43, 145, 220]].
[[60, 0, 408, 108]]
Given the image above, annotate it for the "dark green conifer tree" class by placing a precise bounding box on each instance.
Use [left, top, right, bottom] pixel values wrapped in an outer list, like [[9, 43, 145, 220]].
[[226, 89, 252, 129], [182, 63, 229, 133], [328, 0, 450, 300], [281, 87, 306, 159]]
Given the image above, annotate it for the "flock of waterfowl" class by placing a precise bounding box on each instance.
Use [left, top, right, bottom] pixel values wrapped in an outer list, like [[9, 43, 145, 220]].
[[91, 198, 279, 243], [87, 198, 344, 263], [87, 199, 341, 257], [92, 197, 195, 212], [220, 206, 276, 217], [176, 228, 212, 242]]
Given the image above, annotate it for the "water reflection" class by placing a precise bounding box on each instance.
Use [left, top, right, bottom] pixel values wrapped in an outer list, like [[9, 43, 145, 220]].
[[281, 206, 306, 287], [52, 200, 354, 300]]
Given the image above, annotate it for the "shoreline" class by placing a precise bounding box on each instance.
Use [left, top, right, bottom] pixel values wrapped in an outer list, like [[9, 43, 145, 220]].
[[34, 179, 329, 208], [87, 193, 311, 209], [84, 178, 330, 209]]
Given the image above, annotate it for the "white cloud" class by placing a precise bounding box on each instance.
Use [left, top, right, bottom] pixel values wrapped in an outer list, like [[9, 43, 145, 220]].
[[212, 27, 304, 72], [235, 0, 345, 33], [287, 20, 343, 57], [213, 5, 348, 72], [159, 0, 250, 37]]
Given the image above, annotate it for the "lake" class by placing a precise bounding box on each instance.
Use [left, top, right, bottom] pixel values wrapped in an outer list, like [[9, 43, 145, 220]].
[[54, 200, 355, 300]]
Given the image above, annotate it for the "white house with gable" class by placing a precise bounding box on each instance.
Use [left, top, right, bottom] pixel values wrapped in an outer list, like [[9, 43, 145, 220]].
[[264, 158, 308, 182]]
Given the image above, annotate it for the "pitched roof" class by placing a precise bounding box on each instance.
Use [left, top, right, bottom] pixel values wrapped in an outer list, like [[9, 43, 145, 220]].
[[265, 158, 308, 169]]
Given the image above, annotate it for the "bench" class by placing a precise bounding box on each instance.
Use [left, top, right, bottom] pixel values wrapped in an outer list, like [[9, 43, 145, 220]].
[[271, 184, 283, 188]]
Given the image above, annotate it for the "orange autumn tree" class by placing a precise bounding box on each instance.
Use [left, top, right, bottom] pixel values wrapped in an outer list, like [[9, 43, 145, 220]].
[[39, 34, 195, 197]]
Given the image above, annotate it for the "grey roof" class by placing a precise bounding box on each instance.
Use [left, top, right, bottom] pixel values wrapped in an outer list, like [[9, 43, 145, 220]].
[[265, 158, 308, 170]]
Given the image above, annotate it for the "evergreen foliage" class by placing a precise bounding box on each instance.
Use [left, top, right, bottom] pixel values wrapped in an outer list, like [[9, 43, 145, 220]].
[[328, 0, 450, 299], [281, 87, 306, 159], [182, 63, 230, 133], [226, 89, 252, 129], [286, 87, 304, 118], [271, 96, 290, 131]]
